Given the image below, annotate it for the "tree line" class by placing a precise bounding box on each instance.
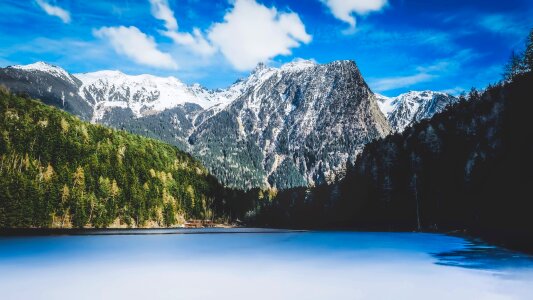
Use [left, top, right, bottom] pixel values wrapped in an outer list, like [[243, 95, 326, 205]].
[[247, 29, 533, 251], [0, 87, 262, 228]]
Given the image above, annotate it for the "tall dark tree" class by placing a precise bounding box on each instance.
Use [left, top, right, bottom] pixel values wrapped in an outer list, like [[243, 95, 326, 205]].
[[504, 51, 527, 81], [525, 28, 533, 70]]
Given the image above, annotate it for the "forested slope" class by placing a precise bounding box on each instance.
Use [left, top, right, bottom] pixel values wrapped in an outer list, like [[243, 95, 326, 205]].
[[251, 61, 533, 251], [0, 87, 231, 228]]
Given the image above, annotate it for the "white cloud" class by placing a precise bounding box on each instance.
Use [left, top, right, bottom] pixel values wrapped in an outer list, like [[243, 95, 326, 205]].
[[94, 26, 177, 70], [162, 29, 216, 57], [208, 0, 312, 71], [35, 0, 71, 24], [478, 14, 526, 36], [320, 0, 387, 29], [371, 73, 434, 92], [149, 0, 178, 31], [370, 50, 476, 93], [148, 0, 216, 56], [438, 87, 465, 96]]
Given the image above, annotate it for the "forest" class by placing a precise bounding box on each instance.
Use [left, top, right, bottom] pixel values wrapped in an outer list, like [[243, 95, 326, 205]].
[[249, 29, 533, 251], [0, 87, 256, 228]]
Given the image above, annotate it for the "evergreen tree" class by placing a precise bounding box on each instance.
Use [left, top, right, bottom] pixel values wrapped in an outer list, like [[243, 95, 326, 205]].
[[0, 89, 248, 228], [504, 51, 527, 81], [525, 28, 533, 71]]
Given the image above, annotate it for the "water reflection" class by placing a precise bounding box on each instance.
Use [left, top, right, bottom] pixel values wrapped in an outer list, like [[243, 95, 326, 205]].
[[433, 238, 533, 272]]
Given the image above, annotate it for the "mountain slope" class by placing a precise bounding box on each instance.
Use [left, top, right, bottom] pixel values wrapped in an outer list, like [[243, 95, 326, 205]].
[[0, 87, 232, 228], [376, 91, 458, 132], [251, 71, 533, 252], [190, 60, 390, 189], [0, 62, 92, 120], [0, 60, 392, 190], [75, 70, 236, 122]]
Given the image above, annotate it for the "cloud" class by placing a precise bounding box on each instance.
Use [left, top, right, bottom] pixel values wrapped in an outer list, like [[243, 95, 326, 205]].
[[357, 26, 457, 52], [478, 14, 527, 36], [369, 50, 476, 93], [146, 0, 310, 70], [320, 0, 387, 30], [149, 0, 178, 31], [35, 0, 71, 23], [208, 0, 312, 71], [93, 26, 177, 70], [371, 73, 434, 92], [149, 0, 216, 56], [438, 87, 465, 96], [162, 29, 216, 56]]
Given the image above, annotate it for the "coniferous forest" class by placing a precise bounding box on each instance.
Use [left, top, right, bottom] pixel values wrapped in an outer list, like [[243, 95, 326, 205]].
[[0, 87, 254, 228], [249, 38, 533, 250]]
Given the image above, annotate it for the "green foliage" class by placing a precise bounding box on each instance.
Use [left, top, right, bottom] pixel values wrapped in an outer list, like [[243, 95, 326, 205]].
[[0, 90, 235, 228]]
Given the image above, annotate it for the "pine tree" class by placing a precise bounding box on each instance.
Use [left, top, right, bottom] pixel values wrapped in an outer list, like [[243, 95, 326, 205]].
[[504, 51, 527, 81], [525, 28, 533, 71]]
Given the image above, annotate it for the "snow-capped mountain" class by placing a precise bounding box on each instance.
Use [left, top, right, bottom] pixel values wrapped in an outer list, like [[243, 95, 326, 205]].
[[11, 61, 79, 85], [0, 62, 92, 120], [95, 60, 390, 189], [189, 60, 390, 188], [0, 60, 453, 190], [377, 91, 458, 132], [75, 70, 237, 122]]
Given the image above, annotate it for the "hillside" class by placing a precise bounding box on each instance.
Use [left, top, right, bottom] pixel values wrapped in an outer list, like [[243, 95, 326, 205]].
[[0, 87, 232, 228], [250, 70, 533, 250], [0, 60, 408, 190]]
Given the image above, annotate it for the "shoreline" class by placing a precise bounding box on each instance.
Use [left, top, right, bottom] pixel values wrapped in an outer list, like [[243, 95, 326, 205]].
[[0, 227, 307, 236]]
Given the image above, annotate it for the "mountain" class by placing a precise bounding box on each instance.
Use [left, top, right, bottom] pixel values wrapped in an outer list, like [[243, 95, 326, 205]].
[[0, 62, 92, 120], [1, 61, 452, 191], [0, 60, 395, 189], [376, 91, 458, 132], [0, 86, 241, 228], [97, 60, 392, 189], [250, 70, 533, 252], [75, 70, 239, 122]]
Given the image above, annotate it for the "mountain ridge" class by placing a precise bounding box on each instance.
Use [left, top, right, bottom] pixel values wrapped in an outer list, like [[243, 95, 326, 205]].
[[0, 60, 454, 190]]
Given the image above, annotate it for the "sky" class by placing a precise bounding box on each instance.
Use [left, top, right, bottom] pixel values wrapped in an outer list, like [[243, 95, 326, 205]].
[[0, 0, 531, 96]]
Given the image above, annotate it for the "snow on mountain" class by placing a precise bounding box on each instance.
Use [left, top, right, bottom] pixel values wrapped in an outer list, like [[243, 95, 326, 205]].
[[189, 59, 391, 188], [10, 62, 78, 85], [375, 93, 396, 116], [75, 70, 234, 121], [376, 91, 458, 132], [6, 60, 453, 190]]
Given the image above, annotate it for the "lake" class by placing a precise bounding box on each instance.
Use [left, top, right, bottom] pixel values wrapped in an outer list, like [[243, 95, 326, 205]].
[[1, 229, 533, 299]]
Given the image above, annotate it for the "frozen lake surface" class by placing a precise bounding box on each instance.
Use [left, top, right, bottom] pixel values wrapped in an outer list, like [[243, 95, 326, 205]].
[[1, 230, 533, 299]]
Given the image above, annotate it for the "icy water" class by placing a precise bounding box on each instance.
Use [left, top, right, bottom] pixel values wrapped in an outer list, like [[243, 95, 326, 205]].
[[1, 230, 533, 300]]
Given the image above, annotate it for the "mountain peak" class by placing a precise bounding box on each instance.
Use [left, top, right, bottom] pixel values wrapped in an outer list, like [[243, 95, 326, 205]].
[[380, 90, 458, 132], [11, 61, 57, 71], [280, 59, 317, 72], [254, 62, 269, 71], [11, 61, 66, 74], [9, 61, 77, 84]]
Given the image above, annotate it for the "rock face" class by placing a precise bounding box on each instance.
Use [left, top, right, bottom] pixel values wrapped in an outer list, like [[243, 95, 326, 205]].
[[0, 62, 92, 120], [2, 60, 431, 190], [189, 60, 391, 189], [376, 91, 458, 132]]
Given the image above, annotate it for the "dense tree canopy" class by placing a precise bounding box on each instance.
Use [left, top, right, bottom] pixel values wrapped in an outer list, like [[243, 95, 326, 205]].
[[250, 30, 533, 251], [0, 87, 250, 228]]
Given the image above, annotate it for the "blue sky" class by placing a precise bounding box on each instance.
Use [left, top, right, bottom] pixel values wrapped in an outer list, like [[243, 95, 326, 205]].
[[0, 0, 531, 96]]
